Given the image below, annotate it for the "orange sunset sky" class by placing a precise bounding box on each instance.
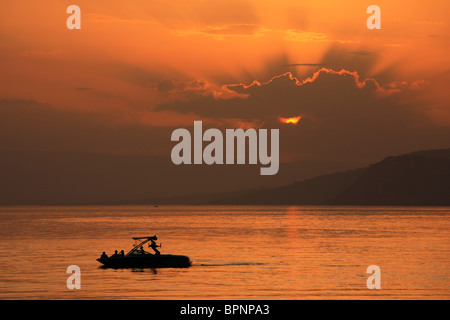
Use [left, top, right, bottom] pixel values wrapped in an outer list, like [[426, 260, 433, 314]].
[[0, 0, 449, 186]]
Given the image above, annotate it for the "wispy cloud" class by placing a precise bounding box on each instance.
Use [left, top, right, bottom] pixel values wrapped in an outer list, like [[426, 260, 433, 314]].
[[173, 24, 269, 39], [284, 30, 329, 42], [87, 13, 156, 25]]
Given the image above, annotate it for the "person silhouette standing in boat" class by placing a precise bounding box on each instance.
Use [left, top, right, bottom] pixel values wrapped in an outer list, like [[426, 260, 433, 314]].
[[149, 237, 161, 255]]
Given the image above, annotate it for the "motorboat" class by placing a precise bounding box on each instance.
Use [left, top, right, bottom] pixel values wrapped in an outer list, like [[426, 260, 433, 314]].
[[97, 236, 191, 268]]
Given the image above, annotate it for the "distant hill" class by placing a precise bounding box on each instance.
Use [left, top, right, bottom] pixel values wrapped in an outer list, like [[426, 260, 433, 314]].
[[332, 149, 450, 205], [1, 148, 448, 206], [0, 150, 349, 205], [209, 168, 365, 205], [211, 148, 450, 206]]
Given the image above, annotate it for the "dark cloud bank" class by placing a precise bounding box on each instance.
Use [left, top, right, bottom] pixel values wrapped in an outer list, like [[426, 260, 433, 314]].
[[0, 61, 449, 203]]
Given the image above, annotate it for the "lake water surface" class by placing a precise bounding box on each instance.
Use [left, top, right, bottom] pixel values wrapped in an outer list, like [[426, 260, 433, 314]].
[[0, 205, 448, 299]]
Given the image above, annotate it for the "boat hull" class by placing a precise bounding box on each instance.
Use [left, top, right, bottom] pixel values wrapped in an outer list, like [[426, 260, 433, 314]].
[[97, 254, 191, 268]]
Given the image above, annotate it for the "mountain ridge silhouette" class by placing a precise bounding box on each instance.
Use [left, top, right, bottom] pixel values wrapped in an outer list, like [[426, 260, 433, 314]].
[[209, 148, 450, 206]]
